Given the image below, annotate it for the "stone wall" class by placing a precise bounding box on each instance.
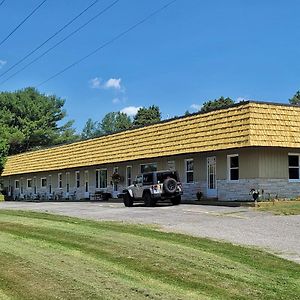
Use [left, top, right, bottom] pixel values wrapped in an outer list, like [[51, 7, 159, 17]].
[[217, 179, 300, 201]]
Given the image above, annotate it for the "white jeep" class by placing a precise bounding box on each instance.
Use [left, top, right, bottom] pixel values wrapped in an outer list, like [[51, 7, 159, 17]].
[[122, 170, 183, 207]]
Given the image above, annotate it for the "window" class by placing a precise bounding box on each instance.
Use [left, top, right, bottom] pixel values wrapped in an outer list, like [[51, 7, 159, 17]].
[[41, 178, 47, 188], [96, 170, 99, 189], [126, 166, 132, 186], [33, 177, 37, 194], [15, 180, 20, 189], [49, 175, 52, 194], [20, 178, 24, 194], [96, 169, 107, 189], [75, 171, 80, 188], [100, 169, 107, 188], [84, 171, 89, 193], [66, 172, 70, 193], [58, 173, 62, 189], [185, 159, 194, 183], [289, 154, 300, 180], [113, 167, 118, 192], [228, 154, 239, 181], [27, 179, 32, 188], [141, 163, 157, 173], [167, 160, 175, 171]]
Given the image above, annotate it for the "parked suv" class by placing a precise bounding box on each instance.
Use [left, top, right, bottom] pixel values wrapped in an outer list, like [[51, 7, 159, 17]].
[[122, 170, 183, 207]]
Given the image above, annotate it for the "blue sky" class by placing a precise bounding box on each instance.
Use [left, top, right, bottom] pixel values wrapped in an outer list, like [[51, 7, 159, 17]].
[[0, 0, 299, 131]]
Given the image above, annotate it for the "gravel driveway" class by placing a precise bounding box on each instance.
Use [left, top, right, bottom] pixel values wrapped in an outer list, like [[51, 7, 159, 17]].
[[1, 201, 299, 263]]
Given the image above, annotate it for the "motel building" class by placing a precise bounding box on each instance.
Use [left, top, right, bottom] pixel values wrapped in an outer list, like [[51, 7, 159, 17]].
[[1, 101, 300, 202]]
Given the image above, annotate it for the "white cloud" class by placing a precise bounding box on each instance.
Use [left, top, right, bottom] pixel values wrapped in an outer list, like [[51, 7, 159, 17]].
[[103, 78, 121, 90], [0, 60, 7, 69], [89, 77, 101, 89], [112, 98, 120, 104], [120, 106, 142, 117], [190, 104, 201, 111], [236, 97, 246, 102]]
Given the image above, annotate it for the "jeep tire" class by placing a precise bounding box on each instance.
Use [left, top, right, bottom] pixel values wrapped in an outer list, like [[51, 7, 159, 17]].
[[123, 192, 133, 207], [143, 192, 156, 207], [163, 178, 177, 194], [171, 195, 181, 205]]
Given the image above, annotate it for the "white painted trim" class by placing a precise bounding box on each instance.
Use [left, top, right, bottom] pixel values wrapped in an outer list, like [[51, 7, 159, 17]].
[[184, 158, 194, 183], [58, 173, 62, 189], [227, 154, 239, 182], [26, 178, 32, 189], [126, 165, 132, 187], [75, 171, 80, 188], [288, 153, 300, 182], [40, 177, 47, 188], [15, 179, 20, 189]]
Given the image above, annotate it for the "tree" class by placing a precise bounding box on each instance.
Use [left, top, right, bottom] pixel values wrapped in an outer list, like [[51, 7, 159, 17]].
[[0, 139, 8, 172], [81, 118, 99, 140], [133, 105, 161, 126], [0, 87, 78, 169], [289, 91, 300, 105], [115, 112, 132, 131], [201, 97, 234, 113], [98, 112, 132, 135]]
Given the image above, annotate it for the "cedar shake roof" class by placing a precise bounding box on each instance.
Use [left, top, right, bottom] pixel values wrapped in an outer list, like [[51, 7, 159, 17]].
[[2, 101, 300, 176]]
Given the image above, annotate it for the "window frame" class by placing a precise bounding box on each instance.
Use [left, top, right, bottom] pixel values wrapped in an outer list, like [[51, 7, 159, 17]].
[[288, 153, 300, 182], [58, 173, 63, 189], [96, 169, 108, 189], [126, 165, 132, 186], [41, 177, 47, 188], [66, 172, 70, 193], [227, 154, 239, 182], [15, 180, 20, 189], [185, 158, 194, 184], [140, 163, 157, 174], [75, 171, 80, 188], [27, 178, 32, 189]]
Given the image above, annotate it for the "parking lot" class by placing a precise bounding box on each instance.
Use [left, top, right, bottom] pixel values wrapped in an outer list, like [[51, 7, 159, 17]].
[[0, 201, 299, 263]]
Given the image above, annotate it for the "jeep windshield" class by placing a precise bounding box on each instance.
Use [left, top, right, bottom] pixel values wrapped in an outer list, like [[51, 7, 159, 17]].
[[156, 171, 179, 183]]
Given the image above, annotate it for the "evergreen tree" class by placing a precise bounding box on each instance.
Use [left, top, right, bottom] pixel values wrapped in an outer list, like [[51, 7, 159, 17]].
[[133, 105, 161, 126], [201, 97, 234, 112], [289, 91, 300, 105]]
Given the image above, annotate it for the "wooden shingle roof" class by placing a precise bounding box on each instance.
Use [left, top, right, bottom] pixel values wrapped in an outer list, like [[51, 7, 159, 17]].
[[2, 101, 300, 176]]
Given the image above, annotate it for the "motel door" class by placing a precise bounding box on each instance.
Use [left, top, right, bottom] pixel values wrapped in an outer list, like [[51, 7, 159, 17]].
[[207, 156, 217, 198]]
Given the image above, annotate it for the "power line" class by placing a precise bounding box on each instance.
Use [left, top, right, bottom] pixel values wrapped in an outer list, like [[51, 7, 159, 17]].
[[0, 0, 47, 48], [37, 0, 177, 87], [0, 0, 99, 79], [0, 0, 120, 86], [0, 0, 6, 8]]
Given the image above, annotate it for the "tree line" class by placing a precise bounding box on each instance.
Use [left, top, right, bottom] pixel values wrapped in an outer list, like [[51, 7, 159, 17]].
[[0, 87, 300, 172]]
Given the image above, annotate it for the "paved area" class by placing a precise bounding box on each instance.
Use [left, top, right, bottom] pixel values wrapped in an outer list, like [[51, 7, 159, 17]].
[[0, 201, 299, 263]]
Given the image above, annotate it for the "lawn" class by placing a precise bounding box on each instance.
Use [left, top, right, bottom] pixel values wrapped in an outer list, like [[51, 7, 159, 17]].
[[0, 210, 299, 300], [255, 200, 300, 215]]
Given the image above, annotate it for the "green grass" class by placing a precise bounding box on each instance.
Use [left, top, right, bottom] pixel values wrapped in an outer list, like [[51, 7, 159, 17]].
[[0, 210, 299, 300], [255, 200, 300, 215]]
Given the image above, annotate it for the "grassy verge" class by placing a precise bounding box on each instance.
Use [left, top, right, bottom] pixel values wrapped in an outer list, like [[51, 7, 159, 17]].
[[255, 200, 300, 215], [0, 210, 299, 299]]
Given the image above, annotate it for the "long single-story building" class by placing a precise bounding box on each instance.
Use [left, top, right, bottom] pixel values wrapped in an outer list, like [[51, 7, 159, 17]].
[[1, 101, 300, 201]]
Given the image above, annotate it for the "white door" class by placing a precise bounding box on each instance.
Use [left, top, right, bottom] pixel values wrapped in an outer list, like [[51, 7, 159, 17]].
[[207, 157, 217, 198]]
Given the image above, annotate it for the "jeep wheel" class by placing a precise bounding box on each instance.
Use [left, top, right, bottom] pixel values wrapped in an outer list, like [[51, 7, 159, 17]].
[[143, 192, 156, 207], [171, 195, 181, 205], [123, 193, 133, 207], [163, 178, 177, 194]]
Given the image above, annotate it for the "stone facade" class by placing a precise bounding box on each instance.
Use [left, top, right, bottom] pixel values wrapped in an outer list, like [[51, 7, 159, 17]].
[[217, 179, 300, 201]]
